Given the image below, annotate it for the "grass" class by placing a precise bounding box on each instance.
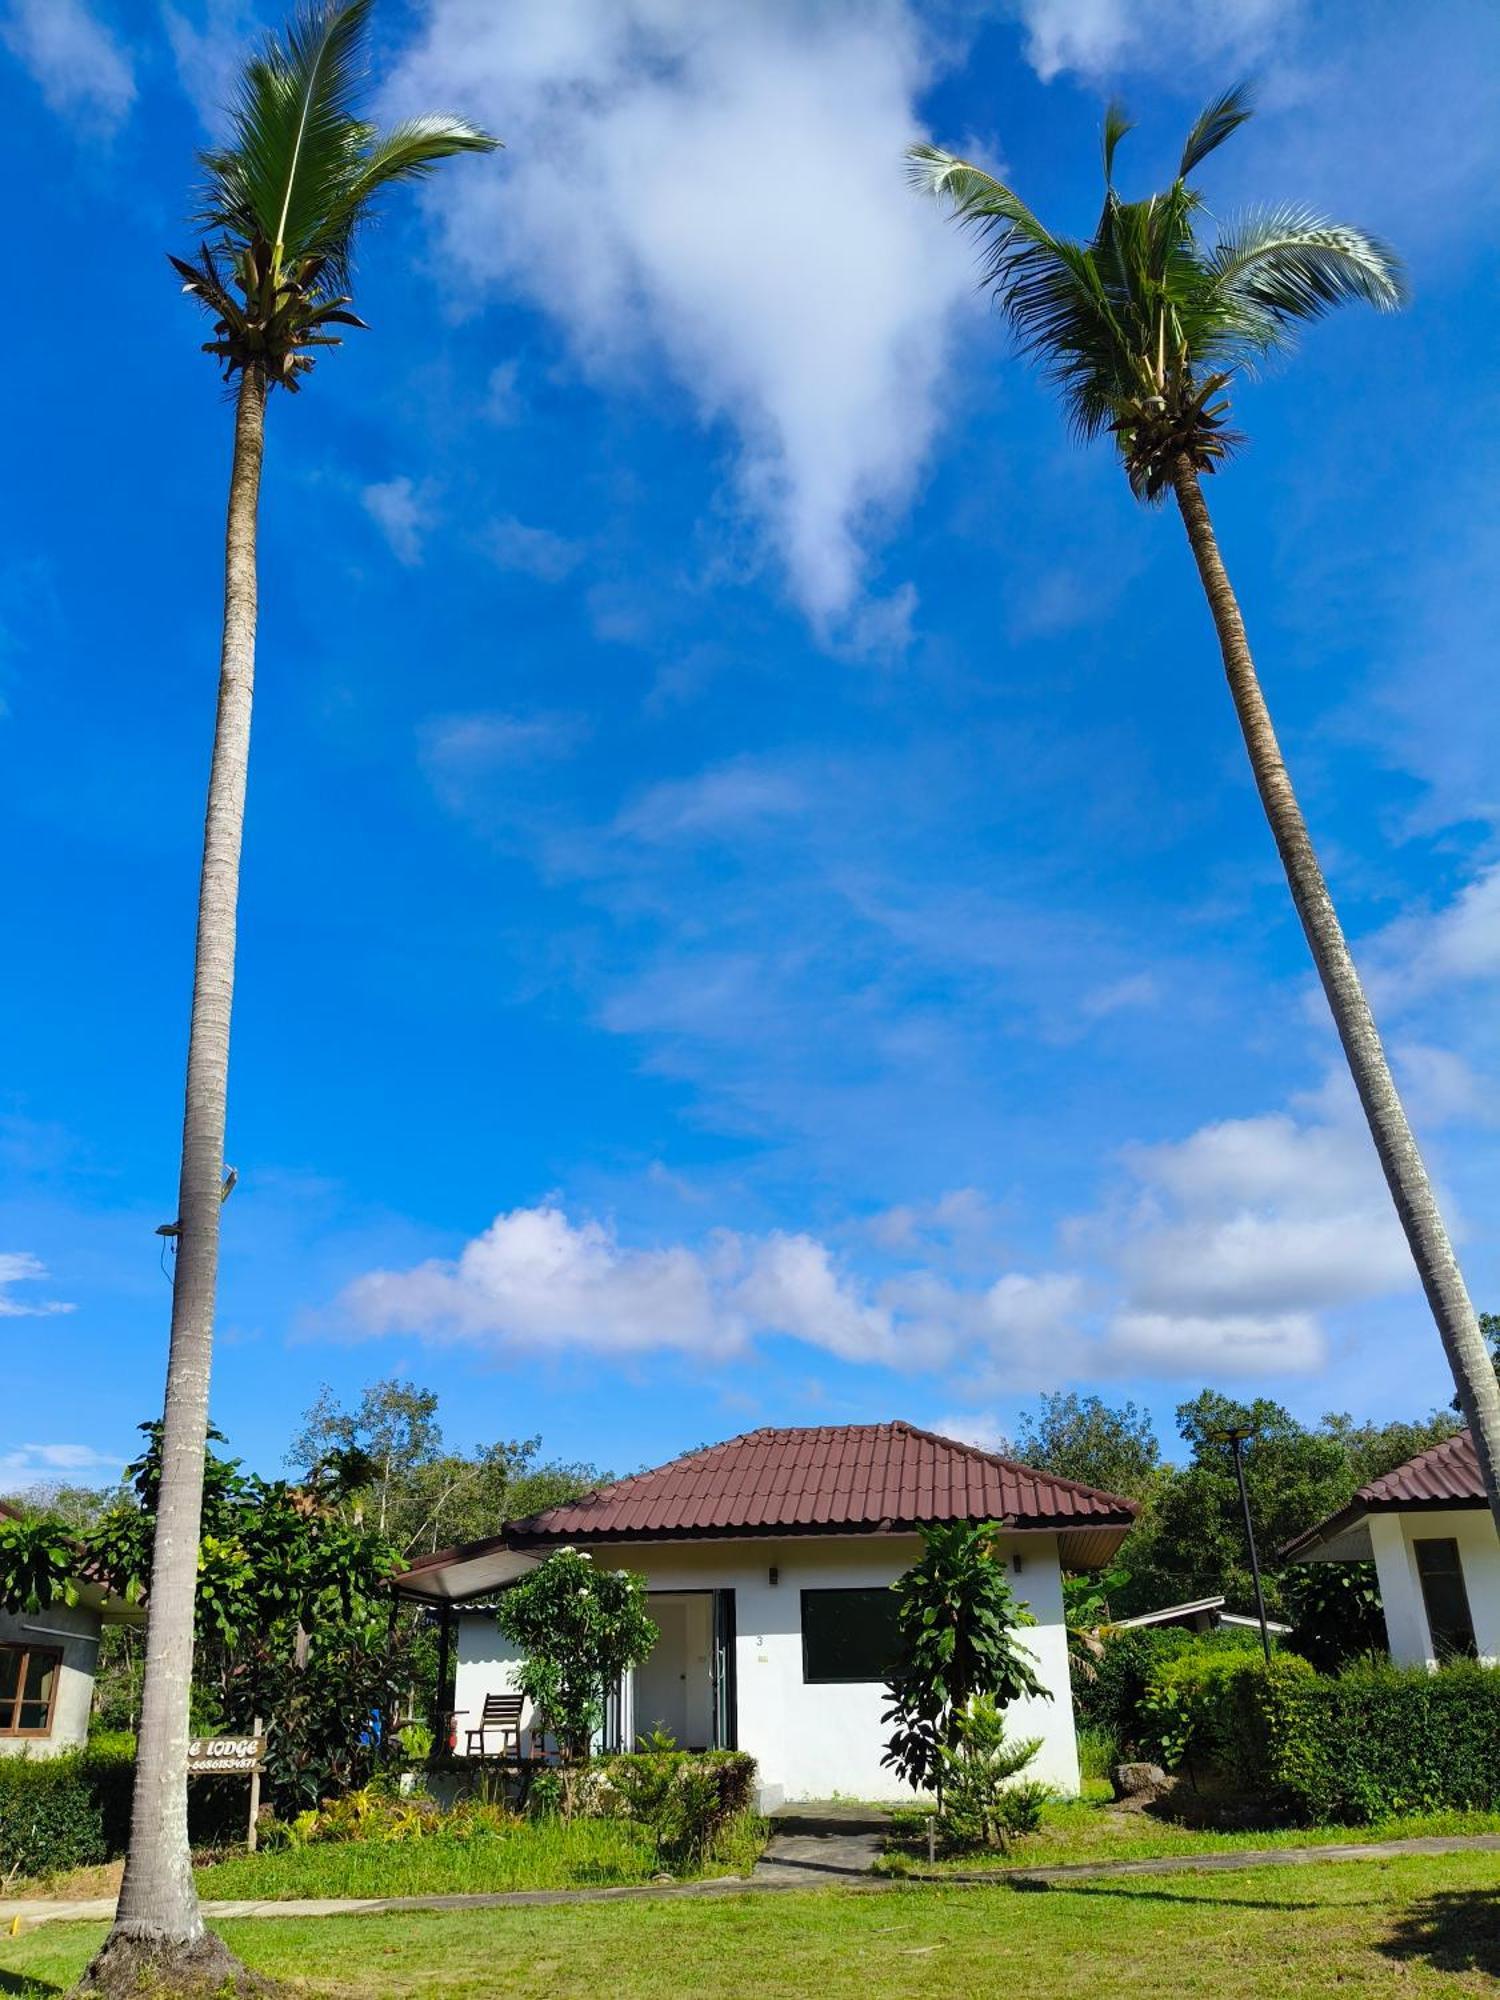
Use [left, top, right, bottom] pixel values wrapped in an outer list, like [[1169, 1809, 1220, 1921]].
[[4, 1854, 1500, 1995], [878, 1794, 1500, 1873], [191, 1811, 767, 1901]]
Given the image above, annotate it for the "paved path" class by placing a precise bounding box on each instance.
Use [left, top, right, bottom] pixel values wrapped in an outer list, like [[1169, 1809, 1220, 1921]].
[[753, 1803, 891, 1884], [7, 1829, 1500, 1934]]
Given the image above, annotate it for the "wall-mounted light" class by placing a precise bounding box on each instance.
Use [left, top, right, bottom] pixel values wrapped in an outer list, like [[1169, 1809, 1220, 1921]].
[[1012, 1553, 1024, 1575], [768, 1565, 779, 1586]]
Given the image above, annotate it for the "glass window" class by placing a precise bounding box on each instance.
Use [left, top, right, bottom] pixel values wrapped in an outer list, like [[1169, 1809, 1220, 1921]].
[[801, 1588, 900, 1683], [1414, 1537, 1477, 1660], [0, 1643, 61, 1736]]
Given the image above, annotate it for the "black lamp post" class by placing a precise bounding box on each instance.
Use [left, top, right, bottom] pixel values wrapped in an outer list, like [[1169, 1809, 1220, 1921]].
[[1208, 1423, 1272, 1664]]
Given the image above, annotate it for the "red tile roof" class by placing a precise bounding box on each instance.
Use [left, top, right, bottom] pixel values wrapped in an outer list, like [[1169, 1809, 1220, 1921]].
[[1354, 1429, 1484, 1509], [1283, 1428, 1486, 1559], [505, 1423, 1137, 1543]]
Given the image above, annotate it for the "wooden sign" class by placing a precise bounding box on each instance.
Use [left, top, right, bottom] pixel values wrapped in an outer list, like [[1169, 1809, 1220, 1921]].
[[187, 1734, 265, 1776]]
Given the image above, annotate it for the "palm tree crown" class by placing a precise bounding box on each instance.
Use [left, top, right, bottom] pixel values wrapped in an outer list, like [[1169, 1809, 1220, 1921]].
[[908, 85, 1404, 498], [172, 0, 498, 390]]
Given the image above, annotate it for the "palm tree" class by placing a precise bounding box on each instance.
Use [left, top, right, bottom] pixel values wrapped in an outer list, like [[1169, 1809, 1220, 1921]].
[[906, 88, 1500, 1539], [83, 5, 496, 1991]]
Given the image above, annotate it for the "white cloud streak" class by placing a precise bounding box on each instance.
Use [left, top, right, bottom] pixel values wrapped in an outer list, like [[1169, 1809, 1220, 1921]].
[[2, 0, 135, 130], [361, 477, 433, 567], [385, 0, 973, 633], [0, 1252, 75, 1319]]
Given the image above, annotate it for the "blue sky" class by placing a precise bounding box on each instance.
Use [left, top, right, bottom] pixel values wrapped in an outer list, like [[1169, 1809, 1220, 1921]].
[[3, 0, 1500, 1493]]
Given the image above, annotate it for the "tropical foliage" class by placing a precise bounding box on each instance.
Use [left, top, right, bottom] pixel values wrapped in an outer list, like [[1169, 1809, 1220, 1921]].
[[882, 1522, 1046, 1797], [909, 85, 1402, 500], [173, 0, 497, 391], [499, 1549, 659, 1762]]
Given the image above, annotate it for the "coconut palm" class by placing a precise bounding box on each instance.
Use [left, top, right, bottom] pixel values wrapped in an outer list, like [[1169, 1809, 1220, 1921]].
[[84, 5, 496, 1991], [907, 88, 1500, 1537]]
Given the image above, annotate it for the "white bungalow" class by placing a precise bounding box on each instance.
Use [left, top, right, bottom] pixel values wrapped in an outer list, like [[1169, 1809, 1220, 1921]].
[[392, 1421, 1138, 1806], [1284, 1429, 1500, 1665]]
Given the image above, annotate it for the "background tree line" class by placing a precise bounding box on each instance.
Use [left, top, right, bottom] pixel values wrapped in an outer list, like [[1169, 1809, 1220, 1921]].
[[1008, 1377, 1480, 1621], [0, 1377, 605, 1806]]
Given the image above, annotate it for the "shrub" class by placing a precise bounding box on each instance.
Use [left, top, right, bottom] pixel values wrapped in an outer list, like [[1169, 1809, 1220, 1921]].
[[265, 1785, 517, 1847], [1251, 1660, 1500, 1823], [0, 1756, 107, 1879], [587, 1751, 758, 1869], [1077, 1625, 1259, 1753], [1076, 1723, 1120, 1783], [1131, 1653, 1500, 1825], [931, 1697, 1046, 1852]]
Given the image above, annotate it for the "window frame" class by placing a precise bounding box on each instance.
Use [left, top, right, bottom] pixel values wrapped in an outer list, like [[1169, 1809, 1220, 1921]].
[[799, 1586, 901, 1686], [1413, 1536, 1478, 1662], [0, 1641, 63, 1739]]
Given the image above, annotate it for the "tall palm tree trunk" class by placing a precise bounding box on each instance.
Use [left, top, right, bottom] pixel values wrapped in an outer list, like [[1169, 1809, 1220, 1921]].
[[87, 365, 266, 1990], [1170, 455, 1500, 1533]]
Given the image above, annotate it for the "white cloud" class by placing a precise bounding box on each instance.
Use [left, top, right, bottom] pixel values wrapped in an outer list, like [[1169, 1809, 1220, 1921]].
[[385, 0, 973, 631], [0, 1442, 123, 1489], [1368, 865, 1500, 1009], [162, 0, 258, 132], [1085, 1099, 1418, 1378], [616, 761, 807, 845], [1106, 1310, 1325, 1376], [0, 1252, 75, 1319], [337, 1202, 1077, 1380], [929, 1410, 1012, 1454], [361, 476, 434, 566], [1011, 0, 1295, 82], [486, 516, 582, 584], [343, 1205, 737, 1359], [2, 0, 135, 130]]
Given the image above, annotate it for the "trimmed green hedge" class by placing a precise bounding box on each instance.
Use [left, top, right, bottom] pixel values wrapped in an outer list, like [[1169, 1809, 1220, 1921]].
[[1078, 1625, 1260, 1754], [0, 1745, 251, 1879], [1133, 1648, 1500, 1824], [0, 1750, 129, 1877]]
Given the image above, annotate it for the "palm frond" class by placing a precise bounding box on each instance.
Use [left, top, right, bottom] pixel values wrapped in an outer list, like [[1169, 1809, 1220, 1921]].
[[1178, 82, 1254, 178], [904, 144, 1055, 247], [909, 80, 1404, 499], [1101, 101, 1133, 185], [319, 114, 499, 246], [1209, 206, 1407, 319], [178, 0, 498, 388]]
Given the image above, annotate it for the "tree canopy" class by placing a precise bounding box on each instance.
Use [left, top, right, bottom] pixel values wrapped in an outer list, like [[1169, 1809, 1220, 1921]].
[[908, 83, 1403, 500]]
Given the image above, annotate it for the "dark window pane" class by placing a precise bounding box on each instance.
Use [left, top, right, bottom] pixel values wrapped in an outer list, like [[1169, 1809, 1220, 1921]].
[[1414, 1538, 1477, 1660], [801, 1588, 900, 1683], [0, 1648, 19, 1707]]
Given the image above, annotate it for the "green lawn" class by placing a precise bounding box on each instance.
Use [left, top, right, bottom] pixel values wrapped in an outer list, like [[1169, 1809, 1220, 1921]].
[[880, 1797, 1500, 1873], [4, 1855, 1500, 1996]]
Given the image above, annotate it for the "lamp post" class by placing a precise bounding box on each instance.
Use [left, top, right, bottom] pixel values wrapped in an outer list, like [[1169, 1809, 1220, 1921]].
[[1208, 1423, 1272, 1665]]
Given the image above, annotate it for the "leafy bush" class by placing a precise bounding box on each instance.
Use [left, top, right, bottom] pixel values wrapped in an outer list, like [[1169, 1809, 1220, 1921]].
[[1250, 1660, 1500, 1823], [264, 1785, 516, 1848], [1129, 1653, 1500, 1825], [1281, 1562, 1386, 1674], [586, 1750, 758, 1868], [0, 1756, 107, 1878], [882, 1523, 1046, 1796], [1076, 1624, 1261, 1753], [933, 1696, 1047, 1851]]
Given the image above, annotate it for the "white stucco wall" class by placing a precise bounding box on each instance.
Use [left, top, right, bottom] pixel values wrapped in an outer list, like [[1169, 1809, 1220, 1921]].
[[0, 1601, 102, 1756], [452, 1531, 1080, 1806], [1370, 1508, 1500, 1667]]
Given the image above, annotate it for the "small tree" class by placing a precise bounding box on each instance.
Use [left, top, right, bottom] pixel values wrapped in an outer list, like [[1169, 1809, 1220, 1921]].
[[499, 1549, 658, 1762], [881, 1522, 1047, 1801]]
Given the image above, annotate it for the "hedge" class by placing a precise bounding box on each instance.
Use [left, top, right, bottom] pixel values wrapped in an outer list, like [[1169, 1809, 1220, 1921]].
[[1134, 1648, 1500, 1824], [0, 1746, 250, 1879]]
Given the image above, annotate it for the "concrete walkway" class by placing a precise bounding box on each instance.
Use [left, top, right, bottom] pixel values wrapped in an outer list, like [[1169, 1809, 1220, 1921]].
[[7, 1829, 1500, 1933], [753, 1802, 891, 1883]]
